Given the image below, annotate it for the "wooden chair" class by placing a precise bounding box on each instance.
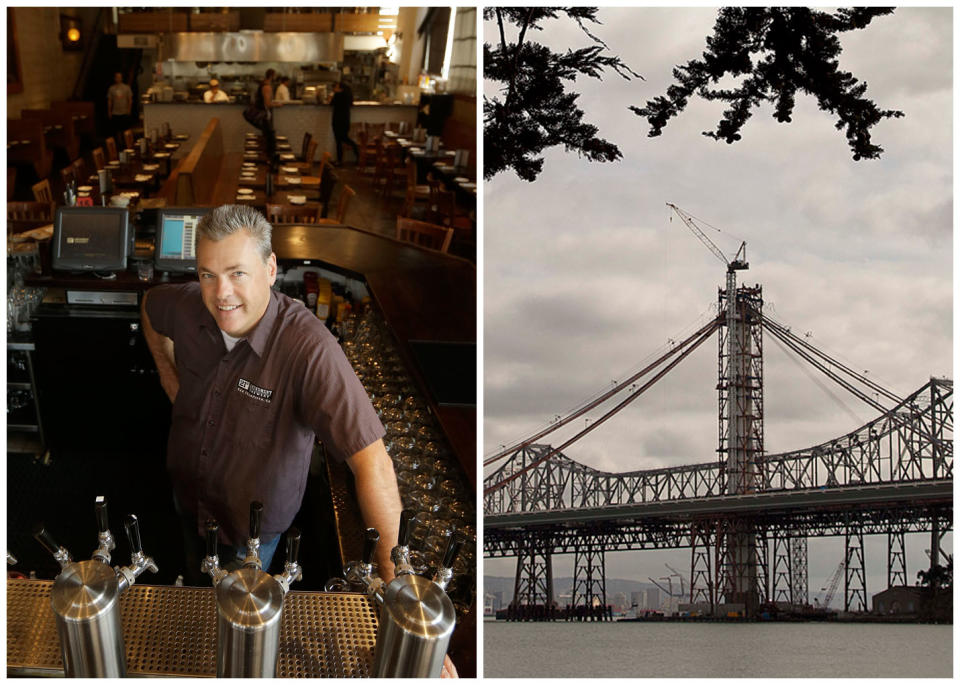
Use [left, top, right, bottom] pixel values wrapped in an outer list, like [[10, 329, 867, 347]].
[[373, 143, 405, 197], [7, 201, 54, 223], [402, 158, 431, 217], [396, 216, 453, 253], [32, 179, 53, 204], [265, 203, 324, 225], [72, 157, 91, 184], [299, 131, 313, 161], [60, 164, 78, 189], [105, 137, 118, 162], [91, 147, 106, 171], [289, 139, 317, 173], [123, 129, 135, 150], [317, 185, 355, 225]]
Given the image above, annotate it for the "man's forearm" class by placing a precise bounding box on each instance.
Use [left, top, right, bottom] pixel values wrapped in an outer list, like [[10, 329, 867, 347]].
[[141, 292, 179, 403], [346, 439, 402, 582]]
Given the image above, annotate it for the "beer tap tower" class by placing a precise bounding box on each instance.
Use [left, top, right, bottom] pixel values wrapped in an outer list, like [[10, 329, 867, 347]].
[[33, 496, 158, 677], [338, 509, 463, 678], [202, 501, 303, 677]]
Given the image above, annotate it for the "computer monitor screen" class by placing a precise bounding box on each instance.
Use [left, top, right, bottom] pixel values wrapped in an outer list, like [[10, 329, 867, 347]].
[[52, 207, 130, 272], [155, 208, 208, 274]]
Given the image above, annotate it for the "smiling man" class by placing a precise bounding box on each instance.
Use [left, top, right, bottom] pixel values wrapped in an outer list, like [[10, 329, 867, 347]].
[[141, 204, 401, 584]]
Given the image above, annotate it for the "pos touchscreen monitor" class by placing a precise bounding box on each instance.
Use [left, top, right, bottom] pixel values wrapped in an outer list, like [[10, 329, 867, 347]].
[[52, 206, 130, 273], [155, 208, 208, 274]]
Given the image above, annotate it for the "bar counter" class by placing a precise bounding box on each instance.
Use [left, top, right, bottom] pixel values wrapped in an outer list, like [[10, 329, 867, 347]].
[[144, 102, 418, 155], [7, 579, 379, 677]]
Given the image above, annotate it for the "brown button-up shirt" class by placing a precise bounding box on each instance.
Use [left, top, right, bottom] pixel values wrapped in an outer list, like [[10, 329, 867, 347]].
[[146, 282, 385, 545]]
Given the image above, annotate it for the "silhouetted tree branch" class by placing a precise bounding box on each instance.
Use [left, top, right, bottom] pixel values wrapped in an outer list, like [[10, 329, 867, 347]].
[[634, 7, 904, 160], [484, 7, 641, 182]]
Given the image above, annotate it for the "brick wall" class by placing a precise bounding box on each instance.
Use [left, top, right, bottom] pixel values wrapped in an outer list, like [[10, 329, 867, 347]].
[[8, 7, 86, 118]]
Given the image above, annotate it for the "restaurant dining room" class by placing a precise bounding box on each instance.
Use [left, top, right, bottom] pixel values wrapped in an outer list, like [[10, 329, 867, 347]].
[[6, 6, 476, 679]]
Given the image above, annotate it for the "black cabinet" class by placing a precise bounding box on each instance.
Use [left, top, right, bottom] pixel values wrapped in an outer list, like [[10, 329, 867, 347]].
[[33, 306, 170, 454], [7, 339, 46, 457]]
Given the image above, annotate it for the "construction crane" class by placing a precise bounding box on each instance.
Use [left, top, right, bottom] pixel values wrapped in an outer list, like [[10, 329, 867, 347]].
[[819, 560, 845, 609], [667, 203, 748, 274], [665, 564, 688, 599]]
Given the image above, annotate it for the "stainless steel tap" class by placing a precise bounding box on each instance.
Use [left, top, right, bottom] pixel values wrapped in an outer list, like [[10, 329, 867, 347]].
[[202, 501, 303, 677], [33, 497, 158, 677], [330, 508, 464, 678]]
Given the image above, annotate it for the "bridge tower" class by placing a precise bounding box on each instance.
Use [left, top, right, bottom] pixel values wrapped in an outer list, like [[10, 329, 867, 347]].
[[717, 280, 764, 614]]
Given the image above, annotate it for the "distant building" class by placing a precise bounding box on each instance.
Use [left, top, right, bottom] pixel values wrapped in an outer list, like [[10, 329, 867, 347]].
[[631, 591, 644, 611], [872, 586, 952, 620], [643, 587, 661, 610]]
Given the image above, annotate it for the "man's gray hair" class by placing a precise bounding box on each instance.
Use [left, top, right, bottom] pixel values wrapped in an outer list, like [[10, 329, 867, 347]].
[[197, 205, 273, 261]]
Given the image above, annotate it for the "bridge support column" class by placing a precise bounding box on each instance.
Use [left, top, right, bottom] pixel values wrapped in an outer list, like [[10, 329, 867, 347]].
[[790, 534, 808, 607], [771, 532, 792, 605], [510, 541, 555, 621], [718, 517, 759, 616], [844, 526, 867, 613], [690, 521, 715, 614], [572, 548, 607, 621], [887, 530, 906, 588]]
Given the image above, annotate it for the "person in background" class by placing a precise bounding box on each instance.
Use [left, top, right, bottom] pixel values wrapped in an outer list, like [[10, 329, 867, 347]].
[[203, 78, 229, 103], [107, 71, 134, 141], [257, 69, 278, 169], [275, 76, 291, 103], [329, 81, 360, 166]]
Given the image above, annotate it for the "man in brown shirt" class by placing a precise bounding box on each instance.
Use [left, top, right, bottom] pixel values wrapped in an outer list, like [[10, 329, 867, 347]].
[[142, 204, 401, 581]]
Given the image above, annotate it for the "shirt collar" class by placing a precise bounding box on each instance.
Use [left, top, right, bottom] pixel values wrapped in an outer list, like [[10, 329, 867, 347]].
[[197, 287, 279, 358], [244, 289, 279, 357]]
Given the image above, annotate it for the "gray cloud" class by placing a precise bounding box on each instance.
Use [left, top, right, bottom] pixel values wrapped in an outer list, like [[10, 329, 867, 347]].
[[483, 6, 953, 590]]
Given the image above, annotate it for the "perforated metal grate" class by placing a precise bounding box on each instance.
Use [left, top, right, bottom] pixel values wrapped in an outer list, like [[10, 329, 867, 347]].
[[7, 579, 377, 677]]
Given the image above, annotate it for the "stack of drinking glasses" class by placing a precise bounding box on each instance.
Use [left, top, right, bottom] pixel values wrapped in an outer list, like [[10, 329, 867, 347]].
[[341, 305, 476, 617]]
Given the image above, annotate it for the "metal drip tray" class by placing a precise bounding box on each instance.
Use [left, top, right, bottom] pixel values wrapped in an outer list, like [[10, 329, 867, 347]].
[[7, 579, 378, 677]]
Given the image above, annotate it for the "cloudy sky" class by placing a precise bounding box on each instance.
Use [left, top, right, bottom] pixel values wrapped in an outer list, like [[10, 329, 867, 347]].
[[483, 8, 952, 591]]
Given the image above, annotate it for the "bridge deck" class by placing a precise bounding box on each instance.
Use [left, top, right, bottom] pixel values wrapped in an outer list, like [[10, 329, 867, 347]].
[[485, 480, 952, 528]]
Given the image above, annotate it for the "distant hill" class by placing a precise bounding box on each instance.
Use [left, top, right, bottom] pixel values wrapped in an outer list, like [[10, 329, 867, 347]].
[[484, 576, 661, 605]]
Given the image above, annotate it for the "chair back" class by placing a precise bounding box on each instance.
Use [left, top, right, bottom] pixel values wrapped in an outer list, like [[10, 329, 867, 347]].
[[31, 179, 53, 204], [334, 185, 356, 224], [8, 118, 53, 179], [265, 203, 323, 225], [300, 131, 313, 160], [60, 164, 78, 189], [105, 137, 118, 161], [72, 158, 89, 184], [123, 129, 135, 150], [396, 217, 453, 253], [8, 201, 54, 223], [303, 139, 318, 166], [92, 147, 106, 171]]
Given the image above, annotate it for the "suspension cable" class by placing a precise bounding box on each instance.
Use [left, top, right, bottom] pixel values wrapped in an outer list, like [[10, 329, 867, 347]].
[[483, 315, 722, 468], [484, 319, 720, 494], [762, 314, 903, 405]]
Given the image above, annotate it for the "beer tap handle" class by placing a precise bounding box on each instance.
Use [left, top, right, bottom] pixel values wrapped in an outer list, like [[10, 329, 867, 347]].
[[116, 514, 157, 593], [391, 510, 417, 576], [249, 501, 263, 540], [441, 532, 466, 570], [94, 496, 109, 534], [205, 520, 220, 559], [125, 515, 143, 556], [362, 528, 380, 568], [398, 509, 414, 547], [33, 523, 72, 568], [286, 528, 301, 565]]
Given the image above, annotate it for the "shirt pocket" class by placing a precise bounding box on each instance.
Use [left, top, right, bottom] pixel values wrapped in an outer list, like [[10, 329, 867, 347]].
[[228, 392, 277, 447]]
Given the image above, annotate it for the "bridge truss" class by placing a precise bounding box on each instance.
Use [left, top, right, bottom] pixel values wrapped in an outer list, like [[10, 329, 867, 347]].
[[485, 279, 953, 618]]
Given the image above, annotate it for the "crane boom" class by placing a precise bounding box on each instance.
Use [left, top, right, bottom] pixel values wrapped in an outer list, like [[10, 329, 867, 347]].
[[667, 203, 748, 273], [822, 560, 845, 608]]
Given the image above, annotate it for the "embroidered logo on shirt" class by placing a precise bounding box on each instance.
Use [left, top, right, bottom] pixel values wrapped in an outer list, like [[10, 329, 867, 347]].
[[237, 378, 273, 403]]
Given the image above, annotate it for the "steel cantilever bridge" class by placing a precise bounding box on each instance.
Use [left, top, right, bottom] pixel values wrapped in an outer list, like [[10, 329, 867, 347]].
[[484, 272, 953, 619]]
